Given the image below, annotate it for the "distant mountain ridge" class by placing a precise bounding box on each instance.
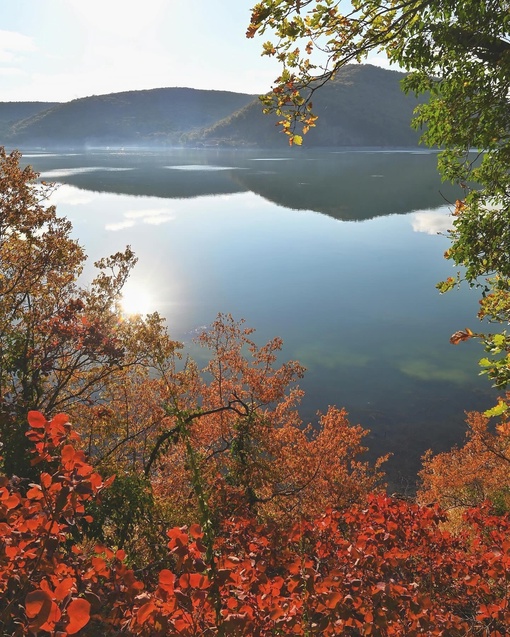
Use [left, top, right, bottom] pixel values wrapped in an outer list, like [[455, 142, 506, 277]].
[[2, 66, 424, 149], [5, 88, 256, 148]]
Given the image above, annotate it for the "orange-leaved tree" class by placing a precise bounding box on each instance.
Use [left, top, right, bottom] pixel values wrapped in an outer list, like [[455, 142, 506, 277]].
[[419, 393, 510, 517], [71, 313, 387, 562], [145, 314, 387, 531], [0, 147, 179, 481]]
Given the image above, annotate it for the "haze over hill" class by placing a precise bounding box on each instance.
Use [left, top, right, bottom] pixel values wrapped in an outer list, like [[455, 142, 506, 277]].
[[0, 102, 59, 139], [3, 66, 424, 149]]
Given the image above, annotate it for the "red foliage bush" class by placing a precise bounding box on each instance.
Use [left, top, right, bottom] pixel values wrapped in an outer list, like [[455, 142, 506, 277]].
[[2, 412, 510, 636]]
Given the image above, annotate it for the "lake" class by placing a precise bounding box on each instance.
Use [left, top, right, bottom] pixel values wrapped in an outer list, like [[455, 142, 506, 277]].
[[21, 147, 495, 489]]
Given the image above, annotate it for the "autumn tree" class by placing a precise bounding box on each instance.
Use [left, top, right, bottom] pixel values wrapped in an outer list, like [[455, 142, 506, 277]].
[[0, 147, 179, 479], [145, 314, 387, 533], [419, 394, 510, 519], [247, 0, 510, 388]]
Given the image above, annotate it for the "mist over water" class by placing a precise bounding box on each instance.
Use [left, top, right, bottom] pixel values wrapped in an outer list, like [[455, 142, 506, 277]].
[[25, 148, 495, 489]]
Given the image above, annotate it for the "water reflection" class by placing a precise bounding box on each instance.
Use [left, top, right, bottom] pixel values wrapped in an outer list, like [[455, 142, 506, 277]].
[[412, 210, 453, 235], [22, 149, 494, 489], [28, 148, 463, 221]]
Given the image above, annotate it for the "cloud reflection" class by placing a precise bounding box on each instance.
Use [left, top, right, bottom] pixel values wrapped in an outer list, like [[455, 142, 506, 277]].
[[165, 165, 240, 171], [107, 207, 175, 231], [412, 210, 452, 235], [105, 220, 136, 231], [49, 184, 96, 206], [40, 167, 133, 178]]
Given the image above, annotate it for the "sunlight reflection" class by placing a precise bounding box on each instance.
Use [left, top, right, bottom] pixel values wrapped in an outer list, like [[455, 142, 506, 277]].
[[120, 284, 156, 316]]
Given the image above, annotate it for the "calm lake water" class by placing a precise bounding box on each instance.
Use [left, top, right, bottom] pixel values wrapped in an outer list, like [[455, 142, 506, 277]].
[[22, 147, 496, 489]]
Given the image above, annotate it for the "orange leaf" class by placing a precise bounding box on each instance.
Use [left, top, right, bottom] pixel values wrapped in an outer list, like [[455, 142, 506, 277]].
[[450, 328, 474, 345], [66, 598, 91, 634], [136, 601, 156, 625]]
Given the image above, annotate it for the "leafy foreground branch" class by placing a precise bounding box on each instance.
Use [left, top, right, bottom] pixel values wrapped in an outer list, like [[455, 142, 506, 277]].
[[2, 411, 510, 636]]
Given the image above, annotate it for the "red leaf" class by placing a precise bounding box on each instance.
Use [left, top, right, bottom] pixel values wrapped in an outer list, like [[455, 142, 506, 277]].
[[28, 411, 47, 429], [51, 413, 69, 427], [159, 569, 175, 593], [66, 598, 91, 634], [25, 589, 52, 621], [167, 527, 189, 549], [179, 572, 210, 589], [2, 493, 20, 510], [189, 523, 203, 539], [61, 444, 77, 465], [325, 591, 342, 609], [54, 577, 75, 602]]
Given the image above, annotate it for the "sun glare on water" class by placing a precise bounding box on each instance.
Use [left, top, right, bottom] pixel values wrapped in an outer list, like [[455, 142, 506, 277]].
[[120, 285, 155, 317]]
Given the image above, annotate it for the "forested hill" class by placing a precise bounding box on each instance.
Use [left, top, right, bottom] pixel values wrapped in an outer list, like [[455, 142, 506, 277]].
[[5, 88, 257, 148], [3, 66, 424, 149], [188, 65, 424, 148], [0, 102, 58, 138]]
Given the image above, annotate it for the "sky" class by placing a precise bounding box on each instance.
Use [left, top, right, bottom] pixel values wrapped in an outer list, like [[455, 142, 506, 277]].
[[0, 0, 284, 102], [0, 0, 391, 103]]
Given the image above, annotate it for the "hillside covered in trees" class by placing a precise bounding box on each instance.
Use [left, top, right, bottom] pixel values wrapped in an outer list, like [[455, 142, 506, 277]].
[[2, 66, 422, 149], [188, 65, 424, 148], [0, 102, 58, 139]]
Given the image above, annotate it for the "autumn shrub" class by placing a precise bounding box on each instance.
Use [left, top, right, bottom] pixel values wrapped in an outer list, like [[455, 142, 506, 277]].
[[418, 395, 510, 521], [4, 411, 510, 636], [145, 314, 388, 531]]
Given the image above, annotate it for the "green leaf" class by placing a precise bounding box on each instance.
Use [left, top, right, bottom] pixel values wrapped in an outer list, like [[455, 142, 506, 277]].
[[484, 401, 509, 418]]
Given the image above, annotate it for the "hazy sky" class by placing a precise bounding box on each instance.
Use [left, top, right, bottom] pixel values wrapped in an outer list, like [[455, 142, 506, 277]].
[[1, 0, 390, 103], [0, 0, 282, 102]]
